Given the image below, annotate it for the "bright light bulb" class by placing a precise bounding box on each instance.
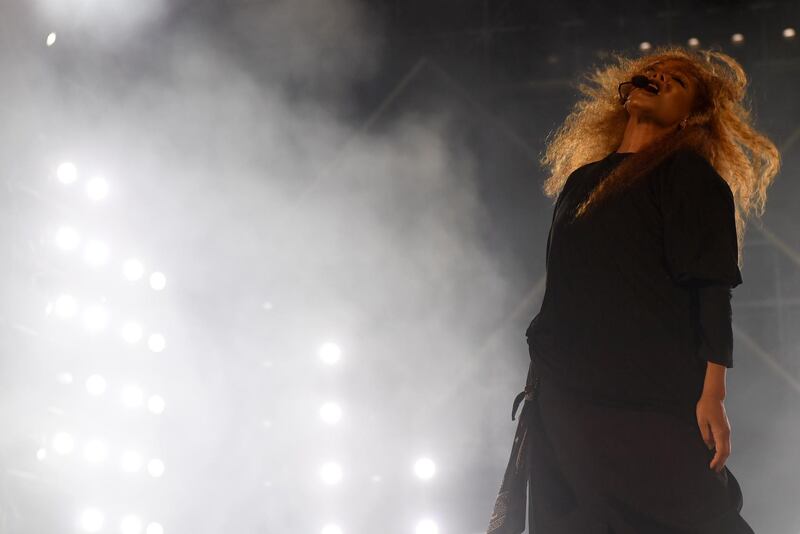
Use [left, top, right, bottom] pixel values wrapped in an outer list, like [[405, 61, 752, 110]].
[[147, 394, 165, 414], [57, 162, 77, 184], [86, 176, 109, 201], [415, 519, 439, 534], [54, 294, 79, 319], [687, 37, 700, 47], [55, 226, 81, 251], [318, 342, 342, 365], [79, 507, 104, 533], [414, 457, 436, 480], [147, 458, 165, 478], [120, 450, 144, 473], [319, 402, 342, 425], [783, 27, 796, 39], [83, 240, 110, 267], [85, 374, 107, 396], [121, 385, 144, 408], [52, 432, 75, 455], [120, 514, 143, 534], [731, 33, 745, 44], [149, 271, 166, 291], [147, 333, 166, 353], [320, 462, 343, 485], [46, 32, 57, 46], [83, 305, 110, 332], [639, 41, 652, 51], [83, 439, 108, 464], [123, 258, 145, 281], [121, 322, 144, 343]]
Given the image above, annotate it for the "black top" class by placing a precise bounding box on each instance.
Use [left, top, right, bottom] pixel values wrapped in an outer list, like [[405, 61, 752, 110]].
[[526, 149, 742, 413]]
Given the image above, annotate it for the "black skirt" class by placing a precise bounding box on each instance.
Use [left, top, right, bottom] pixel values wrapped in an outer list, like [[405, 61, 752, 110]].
[[513, 377, 755, 534]]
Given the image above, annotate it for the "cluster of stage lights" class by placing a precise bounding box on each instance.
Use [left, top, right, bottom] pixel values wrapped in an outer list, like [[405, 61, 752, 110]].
[[639, 27, 797, 51], [42, 161, 168, 533], [315, 342, 440, 534], [50, 161, 167, 351]]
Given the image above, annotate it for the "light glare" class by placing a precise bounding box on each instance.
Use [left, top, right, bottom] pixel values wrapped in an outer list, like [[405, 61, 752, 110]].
[[321, 525, 343, 534], [46, 32, 57, 46], [415, 519, 439, 534], [120, 515, 143, 534], [320, 462, 343, 485], [121, 450, 144, 473], [319, 342, 342, 365], [121, 385, 144, 408], [148, 333, 166, 353], [83, 240, 110, 267], [83, 439, 109, 464], [57, 162, 77, 184], [149, 272, 167, 291], [83, 305, 110, 332], [55, 226, 81, 251], [123, 259, 145, 281], [414, 457, 436, 480], [147, 394, 166, 414], [86, 176, 109, 201], [80, 508, 104, 533], [121, 322, 144, 343], [784, 27, 796, 39], [86, 374, 107, 396], [54, 294, 79, 319], [52, 432, 75, 455], [145, 523, 164, 534], [147, 458, 165, 478], [319, 402, 343, 425]]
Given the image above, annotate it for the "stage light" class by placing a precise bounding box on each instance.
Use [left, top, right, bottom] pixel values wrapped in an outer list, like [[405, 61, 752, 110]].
[[731, 33, 744, 44], [86, 176, 109, 202], [46, 32, 57, 46], [147, 458, 165, 478], [687, 37, 700, 47], [123, 259, 145, 281], [54, 294, 79, 319], [55, 226, 81, 251], [57, 372, 74, 384], [149, 272, 167, 291], [83, 439, 109, 464], [120, 514, 143, 534], [37, 448, 47, 461], [79, 508, 104, 533], [52, 432, 75, 455], [83, 304, 110, 332], [319, 342, 342, 365], [121, 450, 144, 473], [319, 402, 342, 425], [415, 519, 438, 534], [321, 524, 343, 534], [145, 522, 164, 534], [147, 333, 166, 353], [86, 374, 107, 396], [414, 457, 436, 480], [639, 41, 652, 51], [320, 462, 343, 485], [147, 394, 165, 415], [121, 321, 144, 343], [83, 240, 110, 268], [57, 162, 78, 185], [121, 385, 144, 408], [784, 27, 796, 39]]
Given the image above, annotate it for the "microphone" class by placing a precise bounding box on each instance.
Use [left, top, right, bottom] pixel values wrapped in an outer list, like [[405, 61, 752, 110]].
[[618, 75, 657, 104]]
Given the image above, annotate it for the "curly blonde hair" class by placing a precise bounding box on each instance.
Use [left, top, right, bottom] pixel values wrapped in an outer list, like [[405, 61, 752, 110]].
[[541, 46, 780, 266]]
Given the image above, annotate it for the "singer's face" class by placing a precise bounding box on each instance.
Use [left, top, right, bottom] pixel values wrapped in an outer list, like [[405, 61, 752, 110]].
[[625, 59, 699, 127]]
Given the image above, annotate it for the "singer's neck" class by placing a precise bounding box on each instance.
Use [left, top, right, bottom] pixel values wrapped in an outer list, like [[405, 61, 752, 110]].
[[616, 115, 675, 153]]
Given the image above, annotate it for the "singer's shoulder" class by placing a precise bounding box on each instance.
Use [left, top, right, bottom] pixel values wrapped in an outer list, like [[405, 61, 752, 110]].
[[663, 148, 734, 202]]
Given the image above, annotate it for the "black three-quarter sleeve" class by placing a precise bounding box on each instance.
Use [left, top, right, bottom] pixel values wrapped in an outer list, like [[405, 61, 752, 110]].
[[662, 150, 742, 368]]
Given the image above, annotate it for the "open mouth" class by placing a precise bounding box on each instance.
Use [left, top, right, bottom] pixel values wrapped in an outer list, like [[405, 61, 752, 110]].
[[643, 81, 660, 95]]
